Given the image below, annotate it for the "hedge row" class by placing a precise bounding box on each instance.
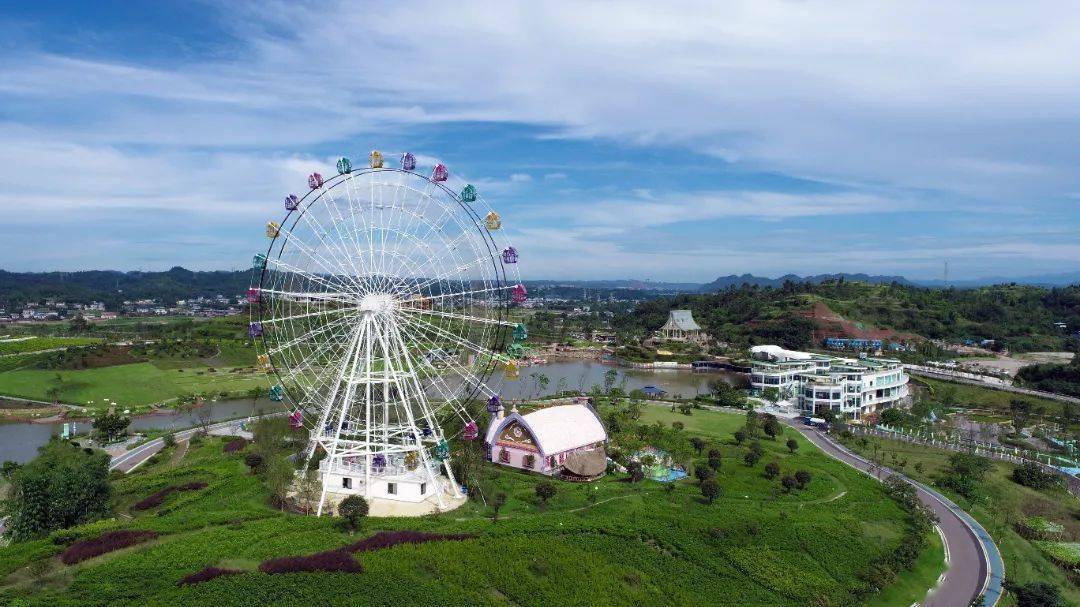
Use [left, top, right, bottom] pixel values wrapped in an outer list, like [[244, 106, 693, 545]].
[[133, 481, 208, 510], [60, 530, 159, 564]]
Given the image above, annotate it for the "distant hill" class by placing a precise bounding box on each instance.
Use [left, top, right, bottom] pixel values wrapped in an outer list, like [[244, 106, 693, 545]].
[[700, 273, 914, 292]]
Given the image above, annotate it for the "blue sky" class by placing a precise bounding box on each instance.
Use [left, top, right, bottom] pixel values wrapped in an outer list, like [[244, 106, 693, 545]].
[[2, 1, 1079, 281]]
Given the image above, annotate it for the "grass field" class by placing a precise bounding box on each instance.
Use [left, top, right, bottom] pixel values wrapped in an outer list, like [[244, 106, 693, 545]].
[[838, 433, 1080, 606], [0, 337, 103, 356], [0, 408, 944, 606], [917, 376, 1068, 418], [0, 362, 268, 411]]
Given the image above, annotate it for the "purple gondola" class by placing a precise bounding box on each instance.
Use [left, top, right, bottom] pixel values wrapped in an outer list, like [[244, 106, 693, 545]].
[[285, 194, 299, 210], [308, 172, 324, 190], [502, 247, 518, 264], [248, 322, 263, 338], [400, 152, 416, 171]]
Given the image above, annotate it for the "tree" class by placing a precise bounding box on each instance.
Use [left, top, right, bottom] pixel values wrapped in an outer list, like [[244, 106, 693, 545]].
[[795, 470, 812, 489], [690, 437, 706, 454], [1012, 461, 1062, 490], [672, 421, 685, 431], [678, 403, 693, 416], [535, 480, 557, 504], [338, 495, 369, 532], [762, 416, 781, 440], [764, 461, 780, 479], [786, 438, 798, 454], [263, 456, 295, 510], [162, 433, 176, 448], [626, 461, 645, 483], [700, 478, 721, 504], [603, 368, 618, 394], [733, 430, 747, 445], [781, 475, 798, 492], [743, 449, 762, 467], [1010, 398, 1032, 434], [762, 387, 780, 404], [3, 441, 111, 542], [744, 409, 760, 436], [694, 464, 715, 483], [1009, 581, 1063, 607], [2, 460, 21, 480], [879, 407, 905, 427], [244, 452, 264, 474], [490, 491, 507, 522], [92, 413, 131, 443], [68, 315, 91, 334], [707, 449, 722, 471]]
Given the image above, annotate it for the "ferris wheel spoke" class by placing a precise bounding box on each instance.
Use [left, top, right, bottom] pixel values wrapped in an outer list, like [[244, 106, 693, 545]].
[[263, 256, 351, 295], [259, 288, 358, 306], [399, 306, 515, 328], [259, 305, 353, 326], [291, 205, 370, 294], [317, 185, 376, 281], [266, 312, 356, 356], [273, 223, 367, 294]]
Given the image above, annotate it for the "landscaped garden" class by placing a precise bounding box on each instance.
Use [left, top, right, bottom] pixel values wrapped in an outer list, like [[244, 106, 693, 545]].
[[0, 408, 946, 606]]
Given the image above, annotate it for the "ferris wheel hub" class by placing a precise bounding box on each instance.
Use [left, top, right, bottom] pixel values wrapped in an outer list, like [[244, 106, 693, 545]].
[[359, 292, 396, 315]]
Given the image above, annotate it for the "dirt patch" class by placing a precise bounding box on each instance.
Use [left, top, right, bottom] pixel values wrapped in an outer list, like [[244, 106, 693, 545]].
[[804, 302, 919, 341], [168, 440, 190, 466]]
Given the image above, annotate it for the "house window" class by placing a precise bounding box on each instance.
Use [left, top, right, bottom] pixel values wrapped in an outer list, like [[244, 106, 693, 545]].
[[342, 477, 352, 489], [420, 483, 426, 495], [387, 482, 397, 495], [499, 449, 510, 463]]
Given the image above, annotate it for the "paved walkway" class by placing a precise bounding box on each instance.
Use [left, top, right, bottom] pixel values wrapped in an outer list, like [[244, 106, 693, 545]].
[[784, 420, 1003, 607]]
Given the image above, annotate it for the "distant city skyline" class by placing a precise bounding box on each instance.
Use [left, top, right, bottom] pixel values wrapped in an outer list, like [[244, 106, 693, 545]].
[[3, 2, 1079, 281]]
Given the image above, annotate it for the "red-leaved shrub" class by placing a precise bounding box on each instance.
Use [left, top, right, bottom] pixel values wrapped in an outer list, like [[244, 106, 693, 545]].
[[258, 549, 363, 574], [61, 530, 158, 564], [133, 481, 209, 510], [177, 566, 244, 585], [223, 439, 247, 453], [345, 530, 474, 553], [254, 531, 474, 576]]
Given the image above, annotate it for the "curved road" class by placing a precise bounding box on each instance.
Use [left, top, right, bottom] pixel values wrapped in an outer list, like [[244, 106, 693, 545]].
[[109, 417, 250, 472], [785, 421, 1003, 606]]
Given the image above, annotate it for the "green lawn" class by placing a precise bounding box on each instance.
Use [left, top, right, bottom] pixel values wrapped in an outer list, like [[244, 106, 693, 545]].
[[0, 409, 945, 606], [918, 376, 1066, 418], [0, 337, 103, 356], [838, 433, 1080, 606], [0, 362, 268, 411]]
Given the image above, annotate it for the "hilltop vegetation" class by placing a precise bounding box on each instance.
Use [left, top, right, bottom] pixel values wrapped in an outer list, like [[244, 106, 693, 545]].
[[614, 280, 1080, 353], [0, 409, 942, 606]]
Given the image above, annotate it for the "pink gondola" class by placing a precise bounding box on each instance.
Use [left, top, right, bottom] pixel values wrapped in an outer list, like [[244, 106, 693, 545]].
[[463, 421, 479, 441], [288, 410, 303, 429], [512, 283, 528, 303], [431, 163, 448, 182], [246, 288, 260, 304]]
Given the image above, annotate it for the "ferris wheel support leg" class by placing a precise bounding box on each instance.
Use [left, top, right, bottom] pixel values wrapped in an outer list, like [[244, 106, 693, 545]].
[[442, 457, 461, 498], [317, 320, 366, 517]]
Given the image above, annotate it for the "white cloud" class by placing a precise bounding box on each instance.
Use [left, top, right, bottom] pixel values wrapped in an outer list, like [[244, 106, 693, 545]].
[[509, 173, 533, 183]]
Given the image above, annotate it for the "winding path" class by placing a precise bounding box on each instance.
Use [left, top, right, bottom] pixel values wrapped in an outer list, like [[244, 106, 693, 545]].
[[109, 418, 249, 472], [783, 420, 1004, 607]]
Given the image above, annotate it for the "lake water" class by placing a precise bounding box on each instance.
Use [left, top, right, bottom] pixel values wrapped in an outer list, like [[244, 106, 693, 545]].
[[0, 359, 745, 463]]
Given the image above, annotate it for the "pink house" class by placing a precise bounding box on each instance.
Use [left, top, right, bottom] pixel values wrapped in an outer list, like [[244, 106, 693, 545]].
[[486, 403, 607, 480]]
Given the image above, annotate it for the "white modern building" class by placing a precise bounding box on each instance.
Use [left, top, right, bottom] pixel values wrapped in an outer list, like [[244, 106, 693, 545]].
[[749, 345, 908, 420]]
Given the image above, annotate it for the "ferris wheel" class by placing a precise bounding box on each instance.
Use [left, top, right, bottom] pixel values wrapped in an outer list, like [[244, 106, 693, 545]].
[[248, 151, 526, 515]]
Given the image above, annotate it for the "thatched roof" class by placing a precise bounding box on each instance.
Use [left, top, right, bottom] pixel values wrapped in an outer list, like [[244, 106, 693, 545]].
[[660, 309, 701, 332], [562, 448, 606, 478]]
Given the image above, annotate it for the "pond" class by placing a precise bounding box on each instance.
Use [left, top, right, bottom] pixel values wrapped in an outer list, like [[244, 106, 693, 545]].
[[0, 359, 746, 463]]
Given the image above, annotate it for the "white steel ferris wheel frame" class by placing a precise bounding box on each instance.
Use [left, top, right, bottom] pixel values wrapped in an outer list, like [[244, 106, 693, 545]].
[[250, 162, 521, 515]]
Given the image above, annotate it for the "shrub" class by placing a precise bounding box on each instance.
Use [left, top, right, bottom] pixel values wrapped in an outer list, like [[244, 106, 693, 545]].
[[672, 421, 685, 431], [743, 449, 762, 467], [133, 482, 207, 510], [786, 438, 798, 454], [694, 464, 715, 483], [535, 480, 557, 503], [936, 452, 991, 501], [700, 478, 721, 504], [1008, 581, 1063, 607], [259, 549, 363, 574], [178, 566, 244, 586], [764, 461, 780, 479], [707, 449, 722, 471], [344, 530, 474, 554], [162, 433, 176, 448], [61, 530, 158, 564], [1012, 462, 1062, 491], [733, 430, 747, 445], [626, 461, 645, 483], [223, 438, 248, 453], [338, 495, 369, 531], [690, 437, 706, 453], [243, 452, 264, 474], [795, 470, 812, 489], [780, 475, 797, 492]]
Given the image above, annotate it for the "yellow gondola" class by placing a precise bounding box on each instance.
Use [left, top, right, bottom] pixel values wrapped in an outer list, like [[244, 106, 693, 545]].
[[369, 150, 384, 168], [266, 221, 280, 238], [485, 211, 501, 230]]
